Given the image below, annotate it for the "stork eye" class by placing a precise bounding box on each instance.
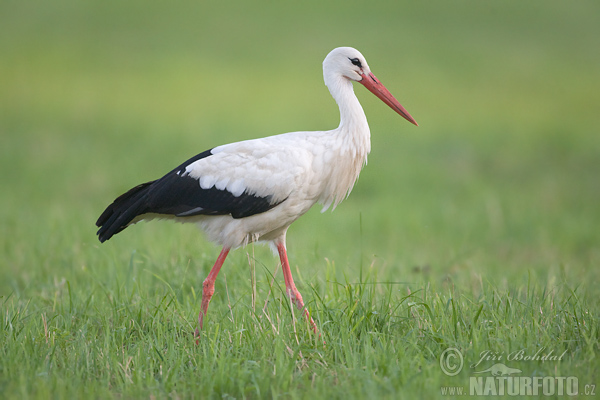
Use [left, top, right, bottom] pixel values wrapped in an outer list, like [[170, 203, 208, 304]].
[[349, 57, 362, 68]]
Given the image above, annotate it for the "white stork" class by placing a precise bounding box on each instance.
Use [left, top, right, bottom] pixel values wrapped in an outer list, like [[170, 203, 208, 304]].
[[96, 47, 418, 336]]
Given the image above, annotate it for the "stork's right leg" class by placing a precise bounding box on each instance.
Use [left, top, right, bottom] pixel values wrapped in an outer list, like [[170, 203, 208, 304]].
[[276, 242, 318, 334], [195, 247, 230, 337]]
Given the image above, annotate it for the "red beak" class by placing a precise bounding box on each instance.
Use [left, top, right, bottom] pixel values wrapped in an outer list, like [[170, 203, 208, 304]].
[[359, 72, 418, 126]]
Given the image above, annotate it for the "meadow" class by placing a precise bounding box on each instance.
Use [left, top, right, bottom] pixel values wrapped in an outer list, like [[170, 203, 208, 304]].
[[1, 0, 599, 398]]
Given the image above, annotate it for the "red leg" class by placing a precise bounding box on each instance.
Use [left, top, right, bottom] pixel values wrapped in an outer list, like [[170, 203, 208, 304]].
[[195, 247, 230, 337], [276, 242, 318, 334]]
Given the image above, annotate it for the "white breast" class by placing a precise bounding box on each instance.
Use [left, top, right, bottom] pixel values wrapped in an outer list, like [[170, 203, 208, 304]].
[[179, 128, 369, 249]]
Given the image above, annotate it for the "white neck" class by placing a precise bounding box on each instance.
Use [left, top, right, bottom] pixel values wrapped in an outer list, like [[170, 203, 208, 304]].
[[317, 72, 371, 211], [326, 74, 370, 134]]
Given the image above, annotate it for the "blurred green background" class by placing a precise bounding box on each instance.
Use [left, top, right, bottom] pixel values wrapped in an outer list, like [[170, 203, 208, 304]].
[[1, 0, 599, 292], [1, 1, 599, 397]]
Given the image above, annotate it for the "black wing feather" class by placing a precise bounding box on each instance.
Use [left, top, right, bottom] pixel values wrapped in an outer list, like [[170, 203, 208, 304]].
[[96, 148, 284, 242]]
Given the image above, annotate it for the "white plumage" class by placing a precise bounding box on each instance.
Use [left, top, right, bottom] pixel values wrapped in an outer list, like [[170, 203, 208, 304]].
[[96, 46, 418, 337], [183, 130, 361, 249]]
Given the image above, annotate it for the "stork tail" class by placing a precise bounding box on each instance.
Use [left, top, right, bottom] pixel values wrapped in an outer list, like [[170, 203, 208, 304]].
[[96, 181, 155, 242]]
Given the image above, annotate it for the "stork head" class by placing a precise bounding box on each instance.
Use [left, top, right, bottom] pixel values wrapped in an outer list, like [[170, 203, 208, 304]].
[[323, 47, 418, 126], [323, 47, 372, 82]]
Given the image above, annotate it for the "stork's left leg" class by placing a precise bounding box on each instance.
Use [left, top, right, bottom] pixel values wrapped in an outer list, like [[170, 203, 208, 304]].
[[276, 242, 318, 333], [195, 247, 230, 338]]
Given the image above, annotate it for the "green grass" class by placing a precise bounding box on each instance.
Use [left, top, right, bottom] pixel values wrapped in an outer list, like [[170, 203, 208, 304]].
[[1, 0, 599, 398]]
